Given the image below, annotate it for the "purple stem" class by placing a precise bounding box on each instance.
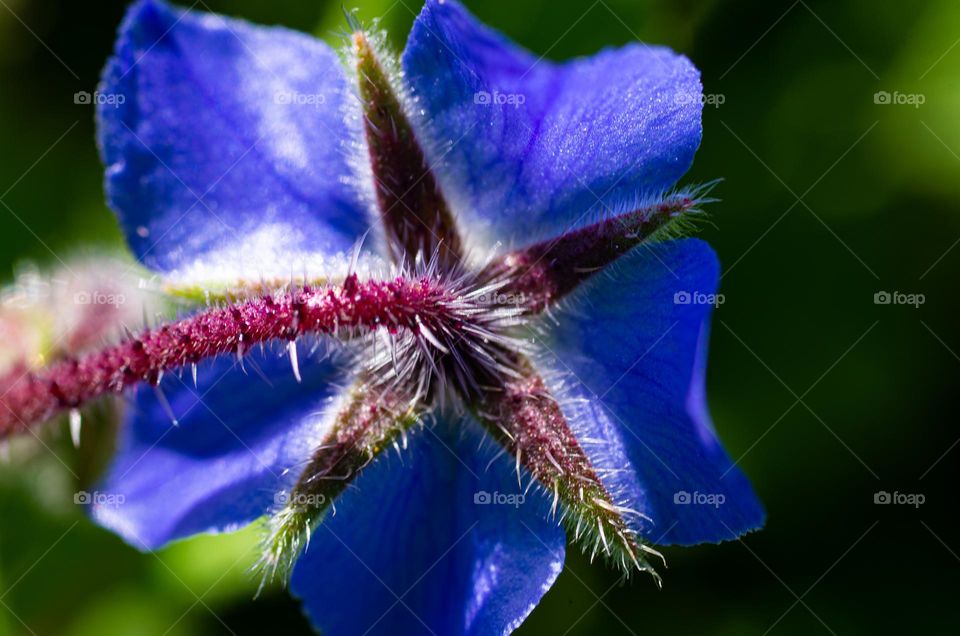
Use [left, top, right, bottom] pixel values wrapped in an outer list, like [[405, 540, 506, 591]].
[[0, 274, 454, 438]]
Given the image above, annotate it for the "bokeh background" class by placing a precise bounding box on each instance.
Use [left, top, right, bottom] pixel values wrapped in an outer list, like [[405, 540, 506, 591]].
[[1, 0, 958, 634]]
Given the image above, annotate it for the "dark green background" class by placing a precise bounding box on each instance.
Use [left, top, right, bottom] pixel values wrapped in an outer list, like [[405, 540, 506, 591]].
[[1, 0, 957, 634]]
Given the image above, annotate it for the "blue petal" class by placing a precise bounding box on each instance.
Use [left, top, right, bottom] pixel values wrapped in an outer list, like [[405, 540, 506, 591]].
[[93, 346, 348, 549], [402, 0, 702, 244], [98, 0, 368, 273], [291, 416, 565, 636], [543, 239, 764, 545]]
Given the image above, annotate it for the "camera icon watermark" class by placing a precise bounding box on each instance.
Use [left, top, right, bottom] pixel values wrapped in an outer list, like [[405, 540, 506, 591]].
[[674, 290, 725, 307], [274, 91, 327, 108], [473, 490, 525, 508], [474, 91, 526, 109], [674, 490, 725, 508], [274, 491, 327, 508], [873, 490, 924, 508], [74, 91, 126, 108], [74, 490, 126, 508], [873, 291, 924, 308], [674, 91, 725, 109], [873, 91, 925, 109], [74, 290, 126, 309], [473, 291, 528, 307]]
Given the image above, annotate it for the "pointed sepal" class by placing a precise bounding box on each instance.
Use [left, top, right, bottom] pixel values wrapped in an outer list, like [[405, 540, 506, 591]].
[[475, 356, 664, 582], [352, 30, 463, 269], [258, 377, 422, 583]]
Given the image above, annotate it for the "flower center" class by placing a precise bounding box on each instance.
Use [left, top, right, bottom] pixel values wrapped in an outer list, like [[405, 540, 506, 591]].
[[351, 30, 704, 398]]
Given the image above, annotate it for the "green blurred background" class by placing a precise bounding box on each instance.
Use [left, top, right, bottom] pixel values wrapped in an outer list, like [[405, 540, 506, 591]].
[[0, 0, 957, 634]]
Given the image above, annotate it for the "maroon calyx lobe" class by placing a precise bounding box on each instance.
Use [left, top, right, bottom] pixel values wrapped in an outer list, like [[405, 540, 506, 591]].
[[0, 275, 458, 438], [482, 193, 698, 313], [290, 378, 416, 504], [475, 359, 659, 576], [260, 375, 421, 576], [354, 32, 463, 270]]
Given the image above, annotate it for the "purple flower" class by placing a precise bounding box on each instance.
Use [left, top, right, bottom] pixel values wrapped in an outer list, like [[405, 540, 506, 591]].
[[83, 0, 765, 633]]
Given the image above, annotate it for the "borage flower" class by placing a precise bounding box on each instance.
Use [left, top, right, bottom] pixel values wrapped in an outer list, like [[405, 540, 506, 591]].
[[0, 0, 764, 633]]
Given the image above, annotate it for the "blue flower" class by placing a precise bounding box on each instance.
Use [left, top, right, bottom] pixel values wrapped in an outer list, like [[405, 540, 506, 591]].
[[91, 1, 765, 634]]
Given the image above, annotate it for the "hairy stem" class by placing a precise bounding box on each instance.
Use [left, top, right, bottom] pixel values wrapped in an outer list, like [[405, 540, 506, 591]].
[[0, 274, 458, 438]]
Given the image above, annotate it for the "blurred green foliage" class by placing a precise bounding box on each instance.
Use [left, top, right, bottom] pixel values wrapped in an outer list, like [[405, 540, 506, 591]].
[[0, 0, 957, 634]]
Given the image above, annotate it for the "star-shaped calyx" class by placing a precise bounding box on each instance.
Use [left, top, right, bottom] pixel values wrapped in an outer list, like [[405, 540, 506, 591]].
[[256, 32, 706, 582]]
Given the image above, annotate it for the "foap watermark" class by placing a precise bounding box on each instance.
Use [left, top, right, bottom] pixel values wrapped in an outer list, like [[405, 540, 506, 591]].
[[474, 490, 525, 508], [275, 91, 327, 108], [74, 290, 126, 308], [474, 91, 526, 108], [874, 490, 925, 508], [274, 491, 327, 508], [473, 291, 528, 307], [874, 91, 925, 109], [74, 490, 126, 508], [674, 490, 725, 508], [74, 91, 126, 108], [874, 291, 924, 308], [674, 290, 725, 307], [674, 91, 725, 109]]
